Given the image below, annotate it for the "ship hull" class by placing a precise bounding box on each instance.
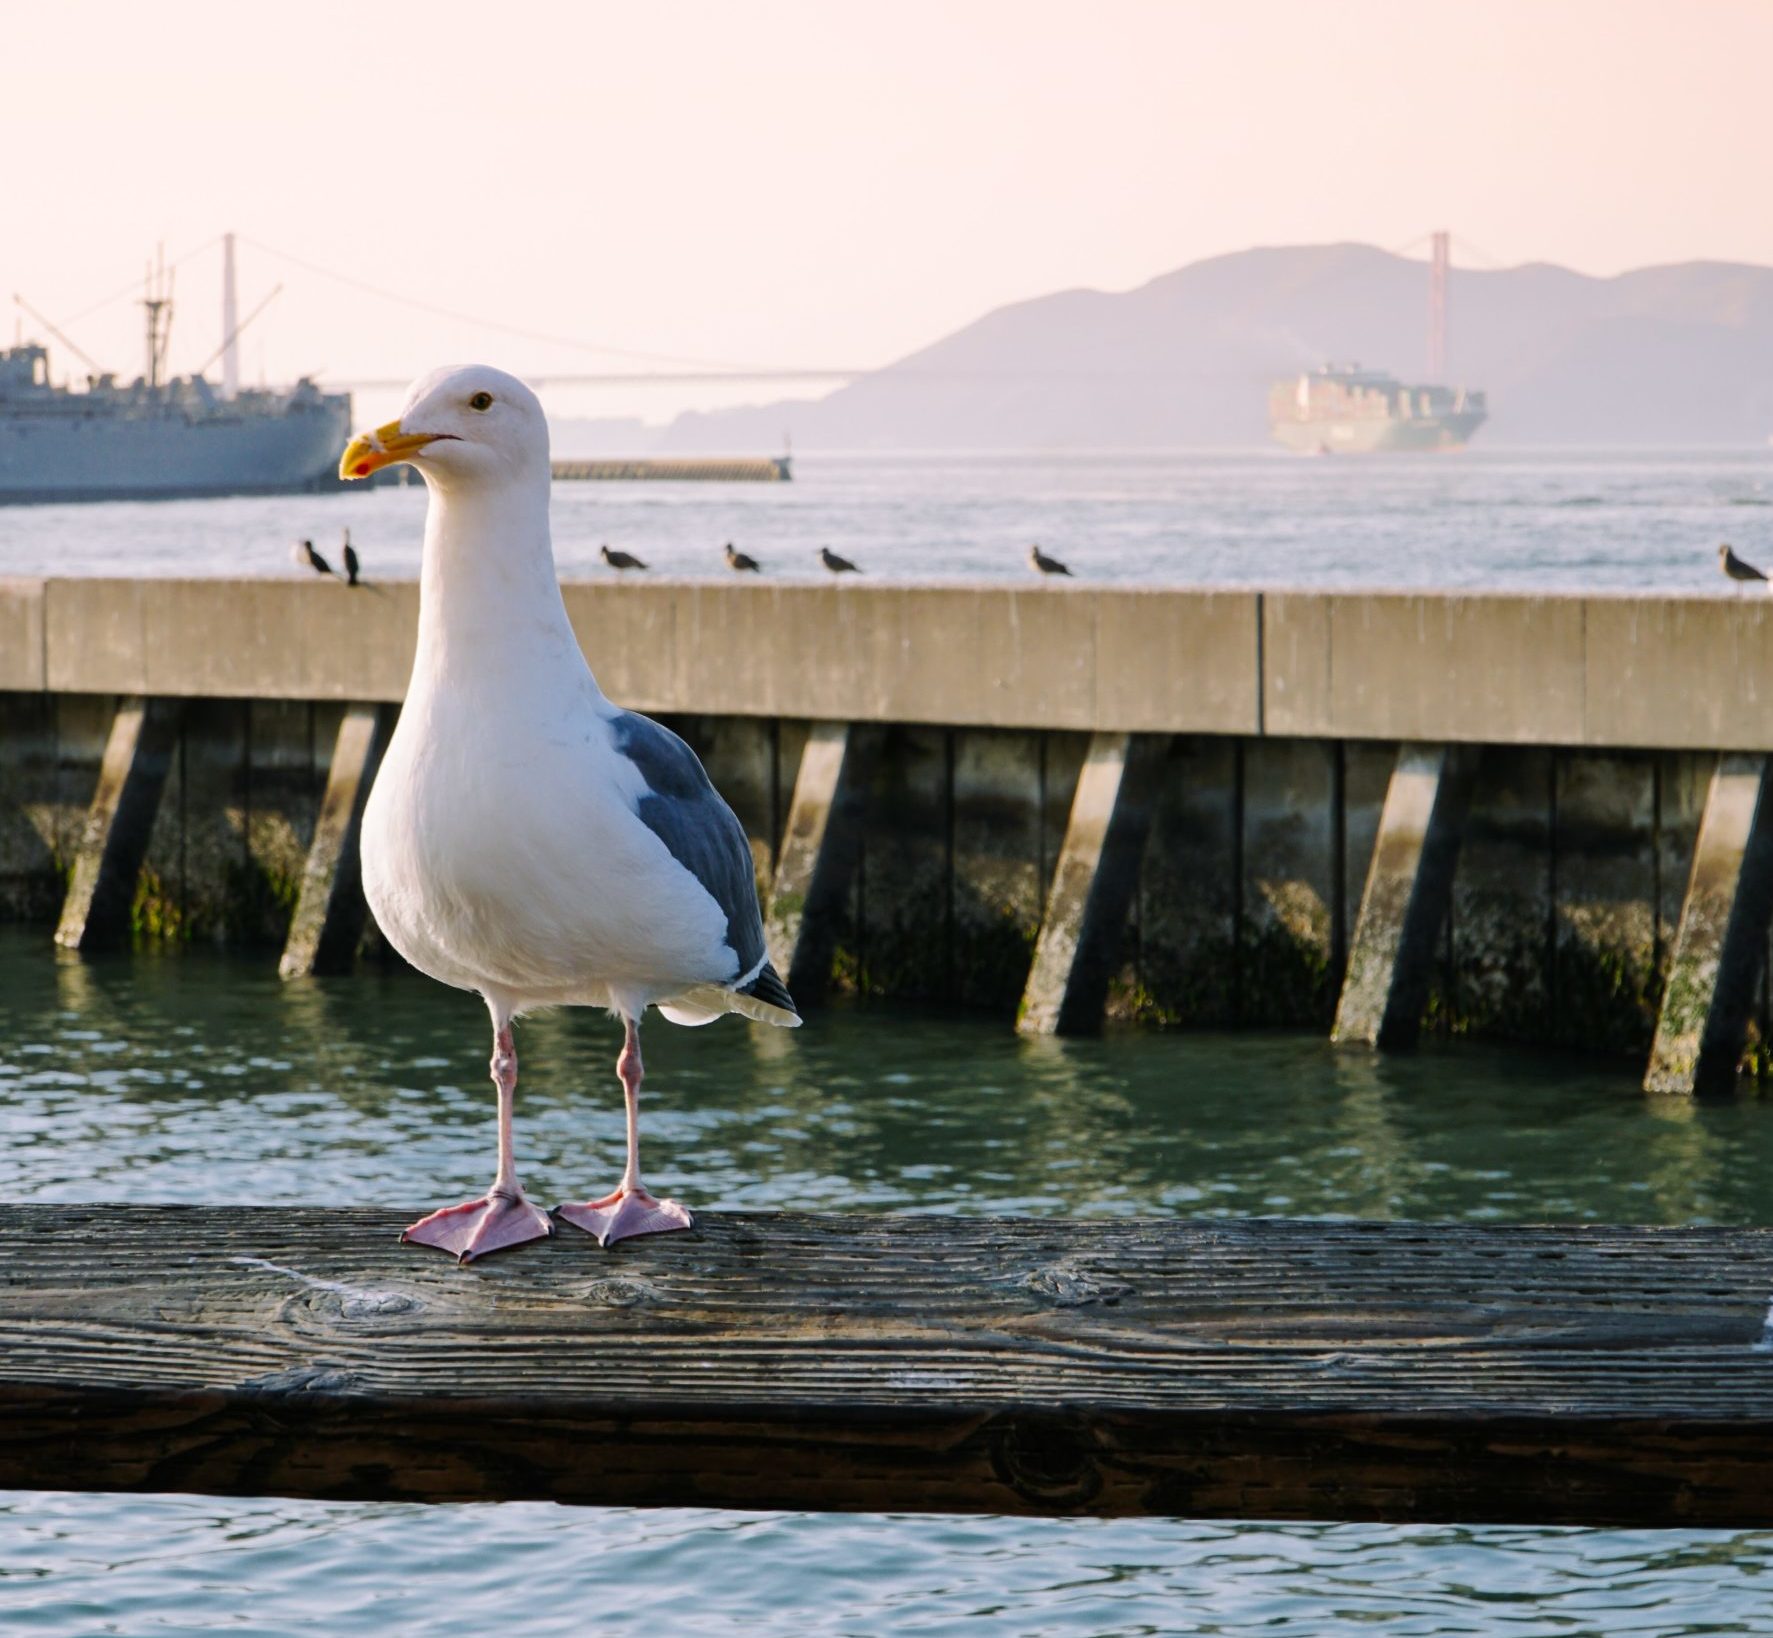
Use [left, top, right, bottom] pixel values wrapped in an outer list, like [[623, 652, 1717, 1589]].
[[0, 400, 353, 504], [1271, 409, 1488, 454]]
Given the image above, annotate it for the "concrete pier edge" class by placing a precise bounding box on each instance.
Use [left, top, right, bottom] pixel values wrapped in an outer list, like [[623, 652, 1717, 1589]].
[[11, 578, 1773, 1082]]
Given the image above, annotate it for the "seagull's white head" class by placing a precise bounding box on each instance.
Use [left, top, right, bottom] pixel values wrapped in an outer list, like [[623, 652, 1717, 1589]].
[[339, 365, 548, 489]]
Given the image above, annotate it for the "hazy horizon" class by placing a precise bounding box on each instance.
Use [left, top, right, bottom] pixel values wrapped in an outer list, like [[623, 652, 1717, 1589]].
[[9, 0, 1772, 427]]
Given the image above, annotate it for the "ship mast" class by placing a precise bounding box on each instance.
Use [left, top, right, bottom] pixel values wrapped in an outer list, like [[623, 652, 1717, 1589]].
[[221, 232, 239, 401], [141, 246, 174, 389]]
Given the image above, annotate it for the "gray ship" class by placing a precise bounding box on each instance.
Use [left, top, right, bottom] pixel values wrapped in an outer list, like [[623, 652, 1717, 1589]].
[[1269, 363, 1487, 453], [0, 244, 351, 503]]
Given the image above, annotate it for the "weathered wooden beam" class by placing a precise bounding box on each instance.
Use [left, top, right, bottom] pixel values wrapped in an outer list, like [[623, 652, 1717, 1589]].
[[1, 1207, 1772, 1526], [764, 722, 877, 1000], [53, 696, 182, 952], [1018, 731, 1168, 1036], [1645, 754, 1773, 1093], [1332, 743, 1475, 1048], [279, 703, 394, 979]]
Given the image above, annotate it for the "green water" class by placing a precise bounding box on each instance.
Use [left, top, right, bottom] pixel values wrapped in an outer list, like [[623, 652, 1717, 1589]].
[[3, 927, 1773, 1634]]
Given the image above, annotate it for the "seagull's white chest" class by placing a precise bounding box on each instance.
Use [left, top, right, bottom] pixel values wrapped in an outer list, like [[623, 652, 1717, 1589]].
[[360, 678, 731, 1011]]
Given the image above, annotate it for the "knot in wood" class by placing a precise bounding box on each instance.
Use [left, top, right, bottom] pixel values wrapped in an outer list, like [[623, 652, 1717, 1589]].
[[987, 1413, 1104, 1508], [313, 1289, 423, 1321], [582, 1276, 657, 1308], [242, 1363, 361, 1395], [1019, 1260, 1131, 1307]]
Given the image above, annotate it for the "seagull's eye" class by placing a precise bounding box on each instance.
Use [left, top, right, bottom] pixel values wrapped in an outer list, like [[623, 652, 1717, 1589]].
[[469, 391, 494, 411]]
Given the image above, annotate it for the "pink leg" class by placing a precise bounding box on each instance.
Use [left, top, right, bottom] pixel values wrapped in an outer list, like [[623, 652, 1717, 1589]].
[[557, 1013, 693, 1247], [402, 1019, 554, 1264]]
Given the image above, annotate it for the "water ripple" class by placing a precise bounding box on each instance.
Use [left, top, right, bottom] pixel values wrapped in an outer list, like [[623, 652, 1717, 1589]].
[[5, 930, 1773, 1634], [3, 448, 1771, 595]]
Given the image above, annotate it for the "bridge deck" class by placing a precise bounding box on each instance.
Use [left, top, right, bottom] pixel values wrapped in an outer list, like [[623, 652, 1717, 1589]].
[[1, 1206, 1770, 1525]]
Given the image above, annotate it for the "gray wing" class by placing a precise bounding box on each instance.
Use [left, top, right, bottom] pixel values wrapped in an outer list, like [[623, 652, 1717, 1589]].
[[609, 712, 795, 1013]]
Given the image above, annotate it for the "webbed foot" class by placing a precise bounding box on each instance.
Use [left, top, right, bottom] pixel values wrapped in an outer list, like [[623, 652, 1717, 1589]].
[[556, 1188, 693, 1247], [401, 1190, 555, 1263]]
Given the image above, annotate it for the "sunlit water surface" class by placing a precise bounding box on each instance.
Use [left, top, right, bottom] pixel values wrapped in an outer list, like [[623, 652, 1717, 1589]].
[[3, 447, 1773, 592], [4, 930, 1773, 1632]]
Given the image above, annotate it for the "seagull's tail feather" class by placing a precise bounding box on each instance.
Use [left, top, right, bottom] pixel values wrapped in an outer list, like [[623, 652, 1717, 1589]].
[[658, 963, 802, 1030], [737, 960, 799, 1024]]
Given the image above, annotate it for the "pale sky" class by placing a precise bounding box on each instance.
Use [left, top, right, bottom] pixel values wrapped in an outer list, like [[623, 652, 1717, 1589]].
[[8, 0, 1771, 423]]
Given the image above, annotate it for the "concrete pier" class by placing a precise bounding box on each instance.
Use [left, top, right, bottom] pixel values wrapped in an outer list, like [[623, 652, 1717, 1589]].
[[10, 577, 1773, 1081], [551, 456, 791, 483]]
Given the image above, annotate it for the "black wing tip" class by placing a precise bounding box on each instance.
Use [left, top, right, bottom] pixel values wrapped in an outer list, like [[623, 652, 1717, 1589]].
[[739, 961, 798, 1018]]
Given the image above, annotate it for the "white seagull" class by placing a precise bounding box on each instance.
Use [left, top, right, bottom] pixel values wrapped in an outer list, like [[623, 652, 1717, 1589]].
[[340, 365, 799, 1262]]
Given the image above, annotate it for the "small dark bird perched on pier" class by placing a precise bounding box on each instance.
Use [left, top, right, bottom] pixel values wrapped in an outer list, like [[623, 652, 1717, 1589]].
[[1028, 544, 1071, 577], [342, 530, 361, 587], [725, 543, 761, 573], [819, 546, 861, 574], [1719, 543, 1767, 591], [296, 539, 335, 578], [601, 545, 648, 571]]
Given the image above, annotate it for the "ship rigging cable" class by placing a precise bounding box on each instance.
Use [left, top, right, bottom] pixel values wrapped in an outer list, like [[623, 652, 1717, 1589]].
[[49, 238, 224, 332], [238, 236, 834, 378]]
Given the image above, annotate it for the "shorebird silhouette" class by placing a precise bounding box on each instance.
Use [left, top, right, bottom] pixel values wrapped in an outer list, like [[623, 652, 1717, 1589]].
[[297, 539, 335, 578], [1720, 543, 1768, 593], [1029, 544, 1071, 577], [724, 543, 761, 573], [819, 546, 861, 574], [342, 530, 361, 587], [601, 545, 648, 571]]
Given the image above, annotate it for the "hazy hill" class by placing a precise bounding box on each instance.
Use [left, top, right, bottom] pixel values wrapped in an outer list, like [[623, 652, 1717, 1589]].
[[661, 244, 1773, 450]]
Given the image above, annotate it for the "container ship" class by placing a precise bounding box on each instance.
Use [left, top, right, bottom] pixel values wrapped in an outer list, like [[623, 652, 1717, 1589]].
[[0, 241, 351, 504], [1268, 364, 1487, 453]]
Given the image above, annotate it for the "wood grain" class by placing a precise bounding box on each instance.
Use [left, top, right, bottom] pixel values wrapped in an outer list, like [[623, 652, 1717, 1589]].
[[2, 1206, 1772, 1524]]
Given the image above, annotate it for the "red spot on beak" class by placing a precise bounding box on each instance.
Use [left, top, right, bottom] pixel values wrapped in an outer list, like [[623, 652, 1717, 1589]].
[[353, 462, 371, 476]]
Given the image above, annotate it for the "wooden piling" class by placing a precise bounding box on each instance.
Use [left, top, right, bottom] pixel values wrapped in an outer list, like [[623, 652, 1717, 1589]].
[[1644, 754, 1773, 1093], [53, 696, 181, 951], [278, 704, 394, 979], [1332, 743, 1475, 1048], [764, 722, 878, 1000], [1018, 731, 1167, 1036]]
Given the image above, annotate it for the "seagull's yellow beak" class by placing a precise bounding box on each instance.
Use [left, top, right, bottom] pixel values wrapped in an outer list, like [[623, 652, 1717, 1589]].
[[339, 420, 441, 480]]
